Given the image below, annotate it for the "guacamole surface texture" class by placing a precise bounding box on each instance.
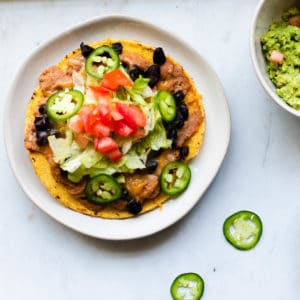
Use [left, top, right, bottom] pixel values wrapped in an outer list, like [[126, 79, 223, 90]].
[[261, 7, 300, 109]]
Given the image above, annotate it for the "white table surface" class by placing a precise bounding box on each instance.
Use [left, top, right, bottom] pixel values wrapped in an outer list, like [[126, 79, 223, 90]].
[[1, 0, 299, 299]]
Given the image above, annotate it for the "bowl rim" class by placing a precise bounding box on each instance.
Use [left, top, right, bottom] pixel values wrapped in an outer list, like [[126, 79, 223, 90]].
[[249, 0, 300, 118]]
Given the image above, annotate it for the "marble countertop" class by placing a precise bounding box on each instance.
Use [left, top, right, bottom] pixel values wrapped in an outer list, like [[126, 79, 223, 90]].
[[1, 0, 299, 299]]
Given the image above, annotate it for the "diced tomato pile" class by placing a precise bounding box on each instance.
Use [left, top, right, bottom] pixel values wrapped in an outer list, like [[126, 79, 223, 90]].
[[68, 69, 146, 161]]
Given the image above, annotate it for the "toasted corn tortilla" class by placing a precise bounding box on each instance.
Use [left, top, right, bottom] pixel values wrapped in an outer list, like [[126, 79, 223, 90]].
[[25, 39, 205, 219]]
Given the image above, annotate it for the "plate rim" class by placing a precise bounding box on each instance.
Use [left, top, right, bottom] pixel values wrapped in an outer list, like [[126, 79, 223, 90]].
[[4, 14, 231, 240]]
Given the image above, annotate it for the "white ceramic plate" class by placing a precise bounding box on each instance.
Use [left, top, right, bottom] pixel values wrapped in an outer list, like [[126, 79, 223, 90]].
[[4, 15, 230, 240]]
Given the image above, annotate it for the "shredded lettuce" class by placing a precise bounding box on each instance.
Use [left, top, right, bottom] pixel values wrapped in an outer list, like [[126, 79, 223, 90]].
[[124, 151, 146, 169], [121, 140, 132, 154], [149, 121, 172, 150], [125, 119, 171, 171], [61, 146, 103, 173], [116, 86, 130, 101], [48, 130, 76, 164], [67, 166, 86, 183], [142, 96, 162, 134], [80, 147, 104, 168], [84, 88, 98, 105], [67, 155, 130, 182], [135, 120, 172, 151], [120, 76, 151, 106], [72, 72, 85, 94], [142, 85, 154, 98], [132, 76, 150, 94], [65, 145, 155, 183], [125, 88, 147, 105], [61, 153, 82, 173]]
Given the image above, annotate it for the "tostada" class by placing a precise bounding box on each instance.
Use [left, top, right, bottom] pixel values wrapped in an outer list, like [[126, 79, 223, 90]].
[[24, 38, 205, 218]]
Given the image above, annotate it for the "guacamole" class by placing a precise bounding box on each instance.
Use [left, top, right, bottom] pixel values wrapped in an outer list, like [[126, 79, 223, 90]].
[[261, 7, 300, 109]]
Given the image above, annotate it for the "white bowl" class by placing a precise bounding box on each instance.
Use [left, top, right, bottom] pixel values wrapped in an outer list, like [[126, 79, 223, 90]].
[[250, 0, 300, 117]]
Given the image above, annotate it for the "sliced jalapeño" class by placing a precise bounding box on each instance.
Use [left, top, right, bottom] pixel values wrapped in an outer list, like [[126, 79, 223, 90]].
[[85, 45, 120, 79], [156, 90, 176, 122], [160, 161, 191, 196], [223, 210, 263, 250], [85, 174, 122, 204], [170, 272, 204, 300], [46, 89, 83, 122]]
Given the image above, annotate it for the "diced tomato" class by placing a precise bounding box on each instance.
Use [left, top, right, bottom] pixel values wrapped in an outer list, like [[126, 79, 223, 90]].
[[97, 89, 112, 103], [106, 149, 123, 162], [78, 105, 101, 135], [69, 115, 84, 133], [133, 128, 146, 139], [94, 136, 118, 153], [82, 111, 98, 135], [75, 133, 90, 149], [114, 120, 135, 137], [79, 105, 95, 117], [89, 86, 113, 100], [116, 102, 146, 129], [78, 105, 95, 132], [89, 85, 109, 95], [270, 50, 284, 65], [129, 106, 146, 127], [100, 69, 133, 91], [93, 122, 111, 137], [96, 103, 111, 126], [110, 107, 124, 121]]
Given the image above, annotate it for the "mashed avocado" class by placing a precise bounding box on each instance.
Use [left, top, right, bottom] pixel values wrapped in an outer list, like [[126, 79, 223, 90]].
[[261, 7, 300, 109]]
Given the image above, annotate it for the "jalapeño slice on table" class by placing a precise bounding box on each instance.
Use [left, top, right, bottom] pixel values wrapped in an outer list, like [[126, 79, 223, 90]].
[[170, 272, 204, 300], [223, 210, 263, 250], [85, 174, 122, 204], [85, 45, 120, 79], [156, 90, 176, 122], [46, 89, 84, 122], [160, 161, 191, 196]]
